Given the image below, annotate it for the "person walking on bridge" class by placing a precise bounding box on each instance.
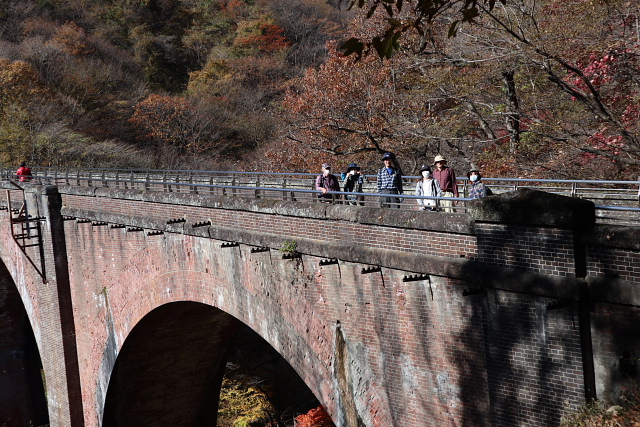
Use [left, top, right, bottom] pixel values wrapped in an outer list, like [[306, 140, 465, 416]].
[[16, 161, 32, 182], [377, 152, 404, 208], [433, 155, 458, 212]]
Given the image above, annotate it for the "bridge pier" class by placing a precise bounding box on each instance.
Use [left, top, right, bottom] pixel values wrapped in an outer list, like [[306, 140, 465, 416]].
[[0, 185, 84, 427]]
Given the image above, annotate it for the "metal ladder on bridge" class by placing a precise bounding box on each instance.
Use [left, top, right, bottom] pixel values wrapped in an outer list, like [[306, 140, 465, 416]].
[[5, 188, 47, 283]]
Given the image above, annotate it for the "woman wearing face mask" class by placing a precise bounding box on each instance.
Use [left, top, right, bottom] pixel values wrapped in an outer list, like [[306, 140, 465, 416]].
[[467, 168, 488, 199], [415, 165, 442, 211], [316, 162, 341, 202]]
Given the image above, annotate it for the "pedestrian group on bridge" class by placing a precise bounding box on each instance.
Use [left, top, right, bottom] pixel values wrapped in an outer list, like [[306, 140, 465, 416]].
[[315, 152, 490, 210]]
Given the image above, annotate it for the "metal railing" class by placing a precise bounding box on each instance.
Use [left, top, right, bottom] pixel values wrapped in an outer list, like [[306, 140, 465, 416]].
[[2, 167, 639, 224]]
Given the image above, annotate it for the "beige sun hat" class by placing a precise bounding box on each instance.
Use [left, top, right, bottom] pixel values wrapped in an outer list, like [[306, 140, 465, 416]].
[[434, 155, 446, 163]]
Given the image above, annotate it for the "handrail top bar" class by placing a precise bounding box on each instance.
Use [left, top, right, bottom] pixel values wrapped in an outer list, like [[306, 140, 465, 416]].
[[3, 166, 639, 185], [595, 205, 640, 212], [10, 175, 472, 200]]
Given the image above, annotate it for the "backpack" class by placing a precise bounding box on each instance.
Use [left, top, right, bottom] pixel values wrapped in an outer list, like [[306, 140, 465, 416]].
[[485, 186, 493, 196]]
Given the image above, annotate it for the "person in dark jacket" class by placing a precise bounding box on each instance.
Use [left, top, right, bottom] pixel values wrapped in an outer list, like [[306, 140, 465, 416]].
[[315, 162, 340, 202], [342, 163, 369, 205], [377, 152, 403, 208]]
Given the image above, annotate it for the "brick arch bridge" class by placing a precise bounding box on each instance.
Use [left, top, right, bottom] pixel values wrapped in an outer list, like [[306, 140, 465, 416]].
[[0, 182, 638, 427]]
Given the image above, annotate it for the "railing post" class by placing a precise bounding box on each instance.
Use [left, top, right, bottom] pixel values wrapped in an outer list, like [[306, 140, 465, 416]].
[[102, 171, 107, 188], [570, 182, 577, 198], [115, 172, 120, 189], [145, 174, 151, 191], [282, 177, 288, 201], [255, 177, 261, 199], [189, 173, 196, 194], [164, 173, 172, 192], [209, 176, 214, 195]]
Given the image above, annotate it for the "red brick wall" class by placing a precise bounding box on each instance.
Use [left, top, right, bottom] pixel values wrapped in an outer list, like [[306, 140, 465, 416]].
[[476, 223, 577, 276], [586, 245, 640, 282], [1, 186, 638, 427], [56, 191, 589, 427]]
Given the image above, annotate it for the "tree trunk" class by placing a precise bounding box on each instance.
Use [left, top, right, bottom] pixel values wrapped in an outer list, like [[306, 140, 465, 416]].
[[502, 70, 520, 157]]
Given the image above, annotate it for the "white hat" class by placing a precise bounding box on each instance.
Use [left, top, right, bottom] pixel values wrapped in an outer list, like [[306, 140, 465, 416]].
[[434, 155, 446, 163]]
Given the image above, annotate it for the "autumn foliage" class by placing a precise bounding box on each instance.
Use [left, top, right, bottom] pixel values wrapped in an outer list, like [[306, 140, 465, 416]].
[[1, 0, 639, 178], [294, 406, 335, 427]]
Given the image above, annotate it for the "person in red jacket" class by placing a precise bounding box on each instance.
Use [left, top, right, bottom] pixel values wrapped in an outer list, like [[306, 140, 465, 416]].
[[16, 161, 32, 182]]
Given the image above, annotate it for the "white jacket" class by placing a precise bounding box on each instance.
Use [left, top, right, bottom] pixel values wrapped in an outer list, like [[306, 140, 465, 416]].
[[414, 178, 442, 208]]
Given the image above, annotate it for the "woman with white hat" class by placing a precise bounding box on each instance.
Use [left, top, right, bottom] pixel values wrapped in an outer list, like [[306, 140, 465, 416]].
[[433, 154, 459, 212]]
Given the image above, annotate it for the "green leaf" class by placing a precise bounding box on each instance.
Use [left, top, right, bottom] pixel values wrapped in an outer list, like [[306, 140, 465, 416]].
[[391, 33, 402, 52], [448, 21, 459, 38]]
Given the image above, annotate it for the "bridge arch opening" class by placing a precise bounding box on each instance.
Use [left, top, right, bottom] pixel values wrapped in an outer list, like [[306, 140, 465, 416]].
[[102, 301, 329, 427], [0, 260, 49, 426]]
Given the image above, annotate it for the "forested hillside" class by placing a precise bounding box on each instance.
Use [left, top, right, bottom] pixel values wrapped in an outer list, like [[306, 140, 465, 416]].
[[0, 0, 638, 180], [0, 0, 347, 169]]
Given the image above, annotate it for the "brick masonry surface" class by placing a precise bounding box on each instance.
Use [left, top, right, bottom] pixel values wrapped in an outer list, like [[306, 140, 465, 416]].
[[586, 245, 640, 283], [0, 186, 638, 427], [475, 223, 576, 277], [58, 220, 586, 427], [60, 193, 583, 277], [61, 194, 479, 259]]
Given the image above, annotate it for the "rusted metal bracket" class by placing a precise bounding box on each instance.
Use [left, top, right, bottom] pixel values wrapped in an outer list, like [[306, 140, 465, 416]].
[[6, 190, 47, 284]]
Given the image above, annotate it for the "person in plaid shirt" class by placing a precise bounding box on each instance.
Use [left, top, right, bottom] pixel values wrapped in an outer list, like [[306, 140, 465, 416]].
[[377, 152, 403, 208], [467, 168, 489, 199]]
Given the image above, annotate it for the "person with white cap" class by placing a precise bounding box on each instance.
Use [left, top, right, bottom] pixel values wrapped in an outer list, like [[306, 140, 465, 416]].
[[415, 164, 442, 211], [315, 162, 341, 202], [433, 154, 458, 212], [376, 152, 404, 208]]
